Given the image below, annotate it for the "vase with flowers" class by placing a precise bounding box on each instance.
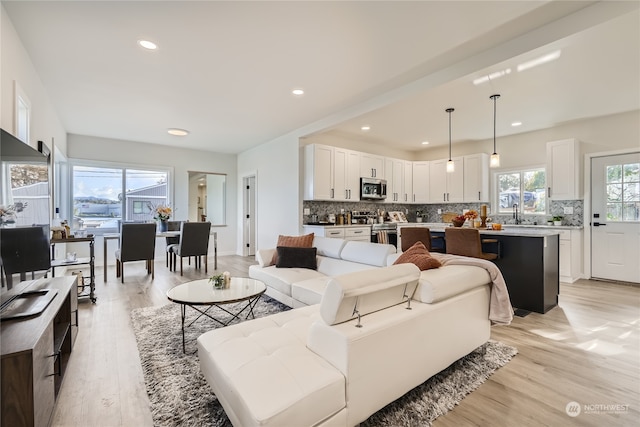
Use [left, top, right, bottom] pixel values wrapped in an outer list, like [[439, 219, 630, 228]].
[[149, 203, 172, 232]]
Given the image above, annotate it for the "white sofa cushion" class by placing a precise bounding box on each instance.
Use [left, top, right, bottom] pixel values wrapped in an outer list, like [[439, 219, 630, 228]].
[[313, 235, 347, 259], [320, 263, 420, 325], [249, 265, 325, 297], [291, 277, 330, 306], [316, 256, 378, 277], [197, 306, 345, 427], [340, 240, 395, 267], [256, 248, 276, 267], [416, 265, 491, 303]]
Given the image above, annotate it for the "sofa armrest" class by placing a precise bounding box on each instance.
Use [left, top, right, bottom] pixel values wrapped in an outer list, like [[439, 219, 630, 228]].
[[256, 248, 276, 267]]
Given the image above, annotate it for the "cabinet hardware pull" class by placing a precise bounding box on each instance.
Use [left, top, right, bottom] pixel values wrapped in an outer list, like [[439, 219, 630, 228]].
[[331, 188, 334, 199], [478, 191, 481, 200], [443, 192, 446, 202], [547, 187, 551, 198]]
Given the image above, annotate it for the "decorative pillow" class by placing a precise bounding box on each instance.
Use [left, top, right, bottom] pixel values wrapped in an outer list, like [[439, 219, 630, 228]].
[[393, 241, 442, 271], [276, 246, 317, 269], [271, 233, 314, 264]]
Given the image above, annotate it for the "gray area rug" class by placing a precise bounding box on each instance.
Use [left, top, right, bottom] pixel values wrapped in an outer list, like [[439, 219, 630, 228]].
[[131, 297, 517, 427]]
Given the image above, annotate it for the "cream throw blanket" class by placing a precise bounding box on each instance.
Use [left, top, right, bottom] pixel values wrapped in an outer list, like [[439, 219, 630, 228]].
[[432, 253, 514, 326]]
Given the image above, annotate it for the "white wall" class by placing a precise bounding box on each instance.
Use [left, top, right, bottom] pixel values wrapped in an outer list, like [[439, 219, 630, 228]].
[[237, 134, 299, 251], [1, 5, 66, 155], [67, 134, 238, 256]]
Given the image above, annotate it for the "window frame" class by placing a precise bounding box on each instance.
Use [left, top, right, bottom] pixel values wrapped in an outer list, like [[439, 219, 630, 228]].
[[493, 165, 548, 216], [68, 158, 173, 235]]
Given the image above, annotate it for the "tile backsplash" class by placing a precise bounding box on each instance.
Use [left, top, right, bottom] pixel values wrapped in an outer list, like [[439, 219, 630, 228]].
[[303, 199, 583, 227]]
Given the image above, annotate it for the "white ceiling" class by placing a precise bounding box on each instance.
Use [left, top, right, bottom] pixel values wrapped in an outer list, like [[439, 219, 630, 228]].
[[3, 1, 639, 154]]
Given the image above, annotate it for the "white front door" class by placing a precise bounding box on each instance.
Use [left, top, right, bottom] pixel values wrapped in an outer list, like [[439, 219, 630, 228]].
[[591, 153, 640, 282], [243, 175, 256, 257]]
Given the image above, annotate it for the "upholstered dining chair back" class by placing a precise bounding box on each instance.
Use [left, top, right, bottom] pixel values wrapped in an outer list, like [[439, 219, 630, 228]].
[[115, 222, 156, 283], [444, 227, 498, 261], [170, 222, 211, 275], [401, 227, 433, 252], [164, 220, 182, 267]]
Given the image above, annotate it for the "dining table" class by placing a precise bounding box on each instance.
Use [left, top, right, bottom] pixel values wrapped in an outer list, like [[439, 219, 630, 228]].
[[102, 230, 217, 281]]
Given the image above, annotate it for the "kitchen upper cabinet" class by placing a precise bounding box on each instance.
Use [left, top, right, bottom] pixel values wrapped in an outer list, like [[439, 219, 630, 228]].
[[546, 139, 581, 200], [412, 161, 429, 203], [338, 148, 360, 201], [429, 157, 463, 203], [385, 157, 405, 203], [463, 153, 489, 202], [360, 153, 385, 179], [304, 144, 333, 200], [402, 161, 413, 203]]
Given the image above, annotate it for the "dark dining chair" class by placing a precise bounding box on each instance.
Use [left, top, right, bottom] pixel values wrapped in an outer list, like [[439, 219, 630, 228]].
[[164, 220, 182, 267], [444, 227, 499, 260], [169, 222, 211, 275], [115, 223, 156, 283]]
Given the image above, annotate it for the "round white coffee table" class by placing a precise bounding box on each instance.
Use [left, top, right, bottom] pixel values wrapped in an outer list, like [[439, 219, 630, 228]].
[[166, 277, 266, 352]]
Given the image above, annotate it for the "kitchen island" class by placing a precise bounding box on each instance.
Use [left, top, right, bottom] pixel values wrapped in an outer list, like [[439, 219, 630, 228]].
[[399, 223, 561, 314]]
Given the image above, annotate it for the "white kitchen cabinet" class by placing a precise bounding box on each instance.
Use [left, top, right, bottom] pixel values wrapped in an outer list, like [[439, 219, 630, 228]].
[[463, 153, 489, 202], [334, 148, 360, 201], [384, 157, 404, 203], [304, 144, 359, 201], [303, 144, 333, 200], [558, 228, 583, 283], [344, 227, 370, 242], [402, 161, 413, 203], [412, 161, 429, 203], [546, 139, 581, 200], [428, 157, 463, 203], [302, 225, 370, 242], [360, 153, 385, 179]]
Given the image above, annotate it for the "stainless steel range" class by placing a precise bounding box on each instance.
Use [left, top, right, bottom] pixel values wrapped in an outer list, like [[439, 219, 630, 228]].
[[370, 222, 398, 247]]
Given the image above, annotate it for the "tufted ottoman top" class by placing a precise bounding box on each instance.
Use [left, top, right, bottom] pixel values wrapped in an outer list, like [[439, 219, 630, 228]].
[[197, 305, 345, 427]]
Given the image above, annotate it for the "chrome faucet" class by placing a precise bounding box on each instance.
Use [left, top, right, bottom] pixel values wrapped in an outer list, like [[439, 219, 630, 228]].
[[513, 203, 521, 224]]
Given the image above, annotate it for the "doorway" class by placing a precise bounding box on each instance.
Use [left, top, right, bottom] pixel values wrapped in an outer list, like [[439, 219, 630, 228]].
[[590, 152, 640, 283], [242, 175, 256, 257]]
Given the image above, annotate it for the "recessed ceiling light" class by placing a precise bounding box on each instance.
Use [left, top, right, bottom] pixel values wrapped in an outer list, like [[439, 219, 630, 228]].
[[292, 88, 304, 96], [361, 125, 371, 131], [421, 141, 429, 145], [167, 128, 189, 136], [511, 121, 522, 127], [138, 39, 158, 50]]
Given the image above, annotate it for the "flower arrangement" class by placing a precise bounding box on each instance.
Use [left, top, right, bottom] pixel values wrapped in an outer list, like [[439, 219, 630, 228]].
[[148, 203, 172, 221]]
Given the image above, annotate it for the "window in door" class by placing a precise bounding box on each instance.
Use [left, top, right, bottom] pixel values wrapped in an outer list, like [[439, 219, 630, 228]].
[[606, 162, 639, 221], [496, 168, 546, 214]]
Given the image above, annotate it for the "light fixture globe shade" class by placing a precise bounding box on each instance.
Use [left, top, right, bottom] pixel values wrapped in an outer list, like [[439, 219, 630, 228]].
[[490, 153, 500, 168], [446, 159, 455, 173]]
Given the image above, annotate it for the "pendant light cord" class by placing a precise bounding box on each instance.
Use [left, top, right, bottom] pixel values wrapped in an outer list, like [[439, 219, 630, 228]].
[[491, 94, 500, 154], [446, 108, 454, 160]]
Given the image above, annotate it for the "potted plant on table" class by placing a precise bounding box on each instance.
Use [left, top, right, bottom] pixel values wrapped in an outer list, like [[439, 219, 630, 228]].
[[149, 203, 172, 232]]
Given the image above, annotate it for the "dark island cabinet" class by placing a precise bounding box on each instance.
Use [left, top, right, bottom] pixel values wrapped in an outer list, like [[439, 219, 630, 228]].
[[432, 231, 559, 314]]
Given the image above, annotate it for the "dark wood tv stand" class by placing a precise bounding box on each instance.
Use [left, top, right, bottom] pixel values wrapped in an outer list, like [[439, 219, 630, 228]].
[[1, 276, 78, 427]]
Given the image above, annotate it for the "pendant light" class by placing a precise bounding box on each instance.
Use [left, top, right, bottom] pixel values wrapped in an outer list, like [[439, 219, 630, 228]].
[[446, 108, 455, 173], [490, 94, 501, 168]]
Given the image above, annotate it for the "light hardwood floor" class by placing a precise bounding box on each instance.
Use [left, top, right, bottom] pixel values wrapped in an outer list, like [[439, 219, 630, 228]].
[[51, 256, 639, 427]]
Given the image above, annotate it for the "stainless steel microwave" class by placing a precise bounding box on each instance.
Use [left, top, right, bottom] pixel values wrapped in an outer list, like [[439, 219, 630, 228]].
[[360, 177, 387, 200]]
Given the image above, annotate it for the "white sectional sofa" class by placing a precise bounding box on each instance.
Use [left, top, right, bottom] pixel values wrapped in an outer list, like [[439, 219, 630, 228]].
[[198, 236, 512, 427], [248, 236, 397, 308]]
